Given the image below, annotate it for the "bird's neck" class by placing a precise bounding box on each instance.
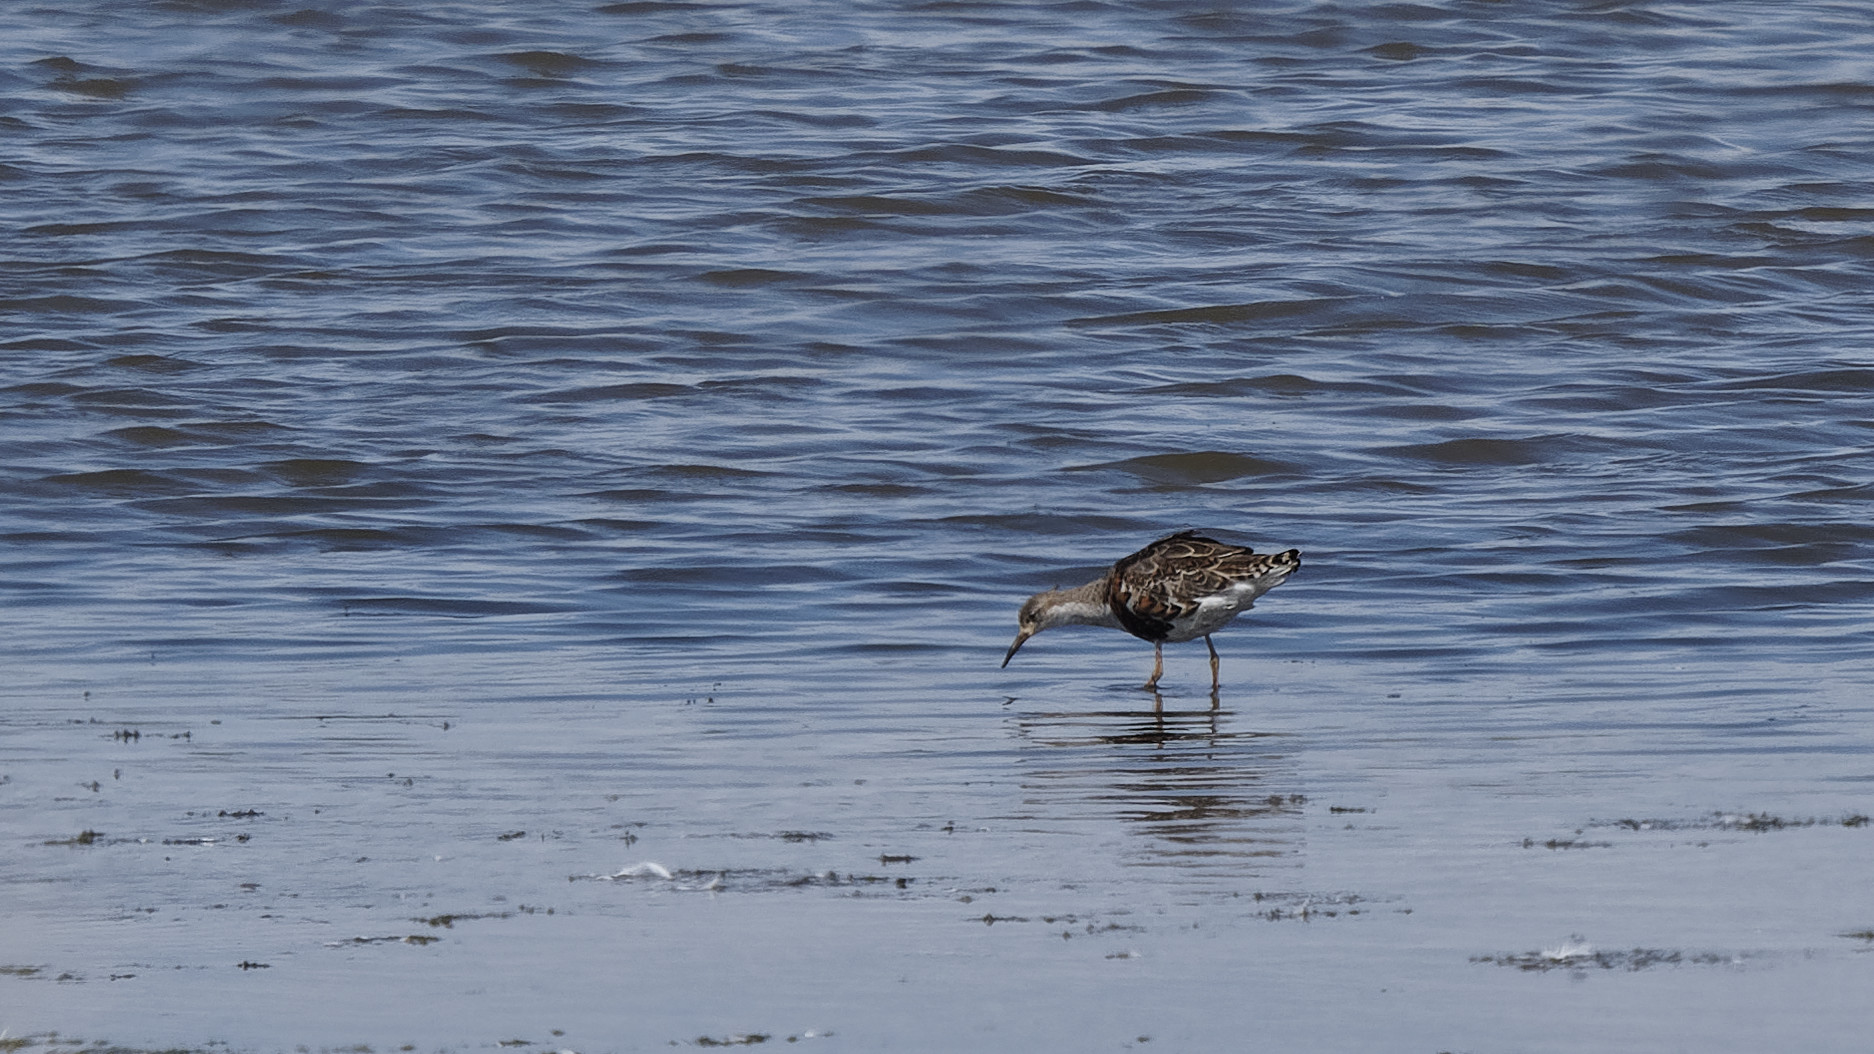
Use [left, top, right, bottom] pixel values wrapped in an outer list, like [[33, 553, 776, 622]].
[[1040, 579, 1120, 630]]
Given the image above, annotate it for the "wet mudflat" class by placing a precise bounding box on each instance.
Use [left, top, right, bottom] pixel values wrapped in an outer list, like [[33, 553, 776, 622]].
[[7, 644, 1873, 1051], [6, 0, 1874, 1050]]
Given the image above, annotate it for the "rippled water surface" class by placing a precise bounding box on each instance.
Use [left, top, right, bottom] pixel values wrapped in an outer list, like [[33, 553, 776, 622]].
[[5, 1, 1874, 1050]]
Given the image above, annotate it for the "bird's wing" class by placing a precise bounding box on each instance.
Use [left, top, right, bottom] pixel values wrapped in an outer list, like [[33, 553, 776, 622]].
[[1107, 532, 1300, 639]]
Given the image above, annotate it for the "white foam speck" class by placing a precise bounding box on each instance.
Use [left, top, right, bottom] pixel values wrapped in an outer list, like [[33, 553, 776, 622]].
[[1542, 935, 1594, 961]]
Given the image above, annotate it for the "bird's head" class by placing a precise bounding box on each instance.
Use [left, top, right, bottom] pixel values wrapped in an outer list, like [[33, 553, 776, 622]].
[[1001, 590, 1065, 667]]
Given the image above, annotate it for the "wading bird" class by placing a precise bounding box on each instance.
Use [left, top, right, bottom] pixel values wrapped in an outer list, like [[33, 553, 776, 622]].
[[1002, 530, 1300, 693]]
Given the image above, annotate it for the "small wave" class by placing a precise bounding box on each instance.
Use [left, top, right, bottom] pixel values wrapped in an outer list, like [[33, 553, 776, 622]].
[[104, 425, 194, 447], [1715, 368, 1874, 393], [41, 468, 198, 496], [1380, 436, 1553, 467], [1090, 87, 1230, 112], [338, 597, 574, 618], [495, 51, 603, 77], [695, 268, 811, 287], [1139, 374, 1413, 399], [1068, 297, 1351, 328], [522, 382, 698, 403], [1071, 451, 1305, 485], [258, 459, 371, 487]]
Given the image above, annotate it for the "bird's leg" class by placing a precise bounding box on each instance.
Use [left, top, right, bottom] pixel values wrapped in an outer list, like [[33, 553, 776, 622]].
[[1205, 635, 1221, 693], [1143, 641, 1163, 691]]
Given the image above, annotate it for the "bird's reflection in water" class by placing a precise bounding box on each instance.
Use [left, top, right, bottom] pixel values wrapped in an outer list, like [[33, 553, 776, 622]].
[[1009, 693, 1305, 882]]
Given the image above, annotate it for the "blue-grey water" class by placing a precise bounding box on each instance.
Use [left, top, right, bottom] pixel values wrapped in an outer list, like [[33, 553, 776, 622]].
[[5, 1, 1874, 1050]]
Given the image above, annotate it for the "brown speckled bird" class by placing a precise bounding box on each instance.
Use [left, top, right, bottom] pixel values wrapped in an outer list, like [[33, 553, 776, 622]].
[[1001, 531, 1301, 692]]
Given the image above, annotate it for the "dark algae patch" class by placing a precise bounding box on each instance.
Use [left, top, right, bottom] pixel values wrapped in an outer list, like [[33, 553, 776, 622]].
[[1475, 938, 1744, 972], [330, 934, 441, 947], [415, 912, 511, 928], [1597, 812, 1872, 832], [688, 1031, 834, 1047]]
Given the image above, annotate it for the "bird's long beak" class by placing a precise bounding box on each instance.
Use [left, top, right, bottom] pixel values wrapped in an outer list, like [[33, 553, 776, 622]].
[[1001, 629, 1033, 668]]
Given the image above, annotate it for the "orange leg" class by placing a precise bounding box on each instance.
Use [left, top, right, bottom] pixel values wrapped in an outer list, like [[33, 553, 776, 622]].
[[1143, 641, 1164, 690]]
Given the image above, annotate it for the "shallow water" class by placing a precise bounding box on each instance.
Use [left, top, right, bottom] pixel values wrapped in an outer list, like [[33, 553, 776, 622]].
[[5, 1, 1874, 1050]]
